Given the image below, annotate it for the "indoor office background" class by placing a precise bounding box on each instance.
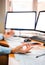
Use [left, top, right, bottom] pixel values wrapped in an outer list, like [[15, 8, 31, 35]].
[[0, 0, 45, 33], [0, 0, 45, 65]]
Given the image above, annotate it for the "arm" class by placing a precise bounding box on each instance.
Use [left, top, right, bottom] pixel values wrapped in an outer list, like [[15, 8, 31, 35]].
[[0, 43, 31, 54], [0, 46, 11, 54], [11, 43, 31, 54]]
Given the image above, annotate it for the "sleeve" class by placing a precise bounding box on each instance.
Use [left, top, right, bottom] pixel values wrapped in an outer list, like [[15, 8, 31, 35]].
[[0, 46, 12, 54]]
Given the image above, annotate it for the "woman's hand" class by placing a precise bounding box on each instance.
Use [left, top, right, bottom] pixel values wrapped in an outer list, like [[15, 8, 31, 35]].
[[4, 30, 14, 38], [12, 43, 31, 54]]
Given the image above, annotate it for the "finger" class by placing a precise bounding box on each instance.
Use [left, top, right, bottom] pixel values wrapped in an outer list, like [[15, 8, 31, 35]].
[[17, 45, 31, 53], [25, 44, 31, 48], [16, 44, 33, 53], [22, 43, 30, 47], [20, 46, 30, 53]]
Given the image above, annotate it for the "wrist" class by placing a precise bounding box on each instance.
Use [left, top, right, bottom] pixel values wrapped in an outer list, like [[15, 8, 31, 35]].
[[11, 49, 16, 53]]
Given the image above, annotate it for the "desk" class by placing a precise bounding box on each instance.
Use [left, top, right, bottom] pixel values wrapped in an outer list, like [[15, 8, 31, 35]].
[[9, 40, 45, 65], [0, 40, 45, 65]]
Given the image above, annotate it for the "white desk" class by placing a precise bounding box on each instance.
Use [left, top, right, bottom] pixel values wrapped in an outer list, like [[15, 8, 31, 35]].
[[8, 48, 45, 65], [6, 37, 45, 65]]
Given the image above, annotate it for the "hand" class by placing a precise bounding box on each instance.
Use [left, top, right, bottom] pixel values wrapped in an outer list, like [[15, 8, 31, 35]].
[[12, 43, 31, 54], [4, 30, 14, 38]]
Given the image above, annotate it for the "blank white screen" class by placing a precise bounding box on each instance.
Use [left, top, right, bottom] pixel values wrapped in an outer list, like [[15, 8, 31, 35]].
[[6, 12, 35, 30], [36, 12, 45, 32]]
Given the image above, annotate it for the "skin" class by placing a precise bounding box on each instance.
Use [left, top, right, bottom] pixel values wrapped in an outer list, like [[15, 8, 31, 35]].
[[11, 43, 31, 54], [4, 30, 31, 54]]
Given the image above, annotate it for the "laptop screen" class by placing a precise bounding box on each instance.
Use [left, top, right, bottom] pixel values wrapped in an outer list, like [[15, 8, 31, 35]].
[[5, 11, 36, 31], [36, 11, 45, 33]]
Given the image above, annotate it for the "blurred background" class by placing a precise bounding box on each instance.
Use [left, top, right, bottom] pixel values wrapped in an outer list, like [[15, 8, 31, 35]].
[[0, 0, 45, 33]]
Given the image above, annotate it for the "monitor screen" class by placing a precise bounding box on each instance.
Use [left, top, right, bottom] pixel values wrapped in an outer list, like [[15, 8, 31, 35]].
[[5, 11, 36, 30], [36, 11, 45, 33]]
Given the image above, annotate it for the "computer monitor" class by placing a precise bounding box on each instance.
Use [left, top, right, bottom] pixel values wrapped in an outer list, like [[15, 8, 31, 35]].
[[36, 11, 45, 33], [5, 11, 36, 31]]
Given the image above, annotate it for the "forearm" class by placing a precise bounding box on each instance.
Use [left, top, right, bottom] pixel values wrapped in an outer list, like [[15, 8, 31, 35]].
[[0, 46, 17, 54], [0, 46, 11, 54]]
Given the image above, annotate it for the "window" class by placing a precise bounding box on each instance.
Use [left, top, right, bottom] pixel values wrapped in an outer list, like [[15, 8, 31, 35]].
[[12, 0, 33, 11], [38, 0, 45, 12]]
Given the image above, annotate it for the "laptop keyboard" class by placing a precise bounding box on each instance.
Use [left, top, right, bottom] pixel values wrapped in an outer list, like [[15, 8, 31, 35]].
[[31, 36, 45, 43]]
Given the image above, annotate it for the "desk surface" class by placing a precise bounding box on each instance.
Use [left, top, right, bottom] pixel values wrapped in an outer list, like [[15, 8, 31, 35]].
[[0, 40, 45, 65]]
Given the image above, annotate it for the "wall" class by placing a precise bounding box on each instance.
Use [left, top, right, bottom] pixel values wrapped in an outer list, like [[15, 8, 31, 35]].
[[0, 0, 5, 33]]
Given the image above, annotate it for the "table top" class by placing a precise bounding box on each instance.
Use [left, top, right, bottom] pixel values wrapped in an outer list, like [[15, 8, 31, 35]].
[[0, 39, 45, 65]]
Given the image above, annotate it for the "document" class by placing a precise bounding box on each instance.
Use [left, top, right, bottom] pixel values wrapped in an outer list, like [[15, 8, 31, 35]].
[[6, 37, 45, 65], [14, 49, 45, 65], [5, 37, 25, 48]]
